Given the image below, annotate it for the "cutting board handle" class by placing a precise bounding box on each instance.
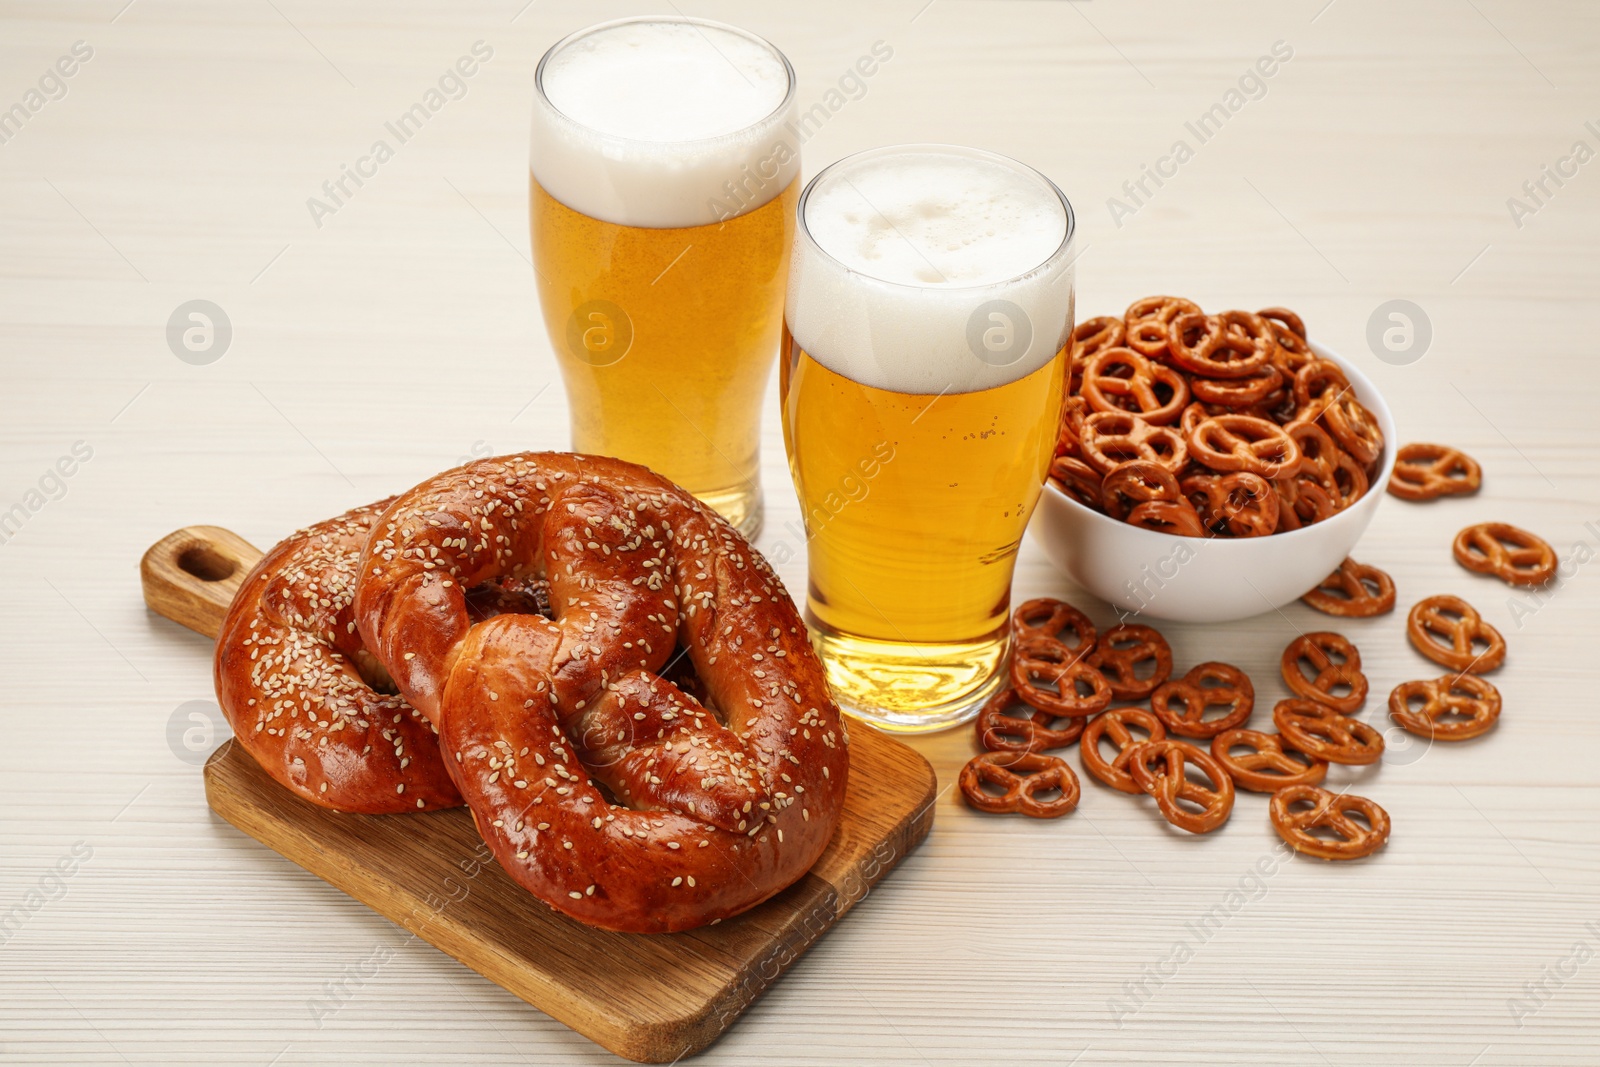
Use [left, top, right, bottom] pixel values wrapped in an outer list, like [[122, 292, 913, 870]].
[[141, 525, 264, 641]]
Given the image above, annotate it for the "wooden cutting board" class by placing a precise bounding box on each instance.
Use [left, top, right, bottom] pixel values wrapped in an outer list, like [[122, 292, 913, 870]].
[[141, 525, 938, 1063]]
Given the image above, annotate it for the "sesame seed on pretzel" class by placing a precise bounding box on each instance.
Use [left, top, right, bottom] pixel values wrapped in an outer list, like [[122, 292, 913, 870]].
[[353, 453, 849, 933], [213, 499, 463, 814]]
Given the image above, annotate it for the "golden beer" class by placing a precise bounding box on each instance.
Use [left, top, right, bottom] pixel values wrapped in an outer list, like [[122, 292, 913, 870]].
[[529, 18, 800, 538], [530, 178, 797, 535], [781, 145, 1076, 731]]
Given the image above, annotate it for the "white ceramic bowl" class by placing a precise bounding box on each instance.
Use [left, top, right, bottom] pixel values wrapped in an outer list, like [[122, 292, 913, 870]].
[[1029, 343, 1396, 623]]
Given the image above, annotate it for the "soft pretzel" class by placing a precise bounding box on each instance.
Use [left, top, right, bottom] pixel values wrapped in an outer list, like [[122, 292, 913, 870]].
[[353, 454, 849, 933], [213, 500, 463, 814]]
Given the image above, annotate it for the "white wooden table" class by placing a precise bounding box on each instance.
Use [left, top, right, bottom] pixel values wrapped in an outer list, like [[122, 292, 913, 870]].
[[3, 1, 1597, 1063]]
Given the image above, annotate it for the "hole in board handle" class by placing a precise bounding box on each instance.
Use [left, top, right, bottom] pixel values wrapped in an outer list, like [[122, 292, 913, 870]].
[[178, 542, 238, 583]]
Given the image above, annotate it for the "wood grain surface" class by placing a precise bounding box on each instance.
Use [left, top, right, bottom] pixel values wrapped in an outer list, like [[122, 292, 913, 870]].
[[3, 1, 1599, 1065]]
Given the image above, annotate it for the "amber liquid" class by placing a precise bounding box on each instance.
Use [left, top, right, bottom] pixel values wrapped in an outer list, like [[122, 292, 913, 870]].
[[530, 175, 799, 538], [780, 334, 1067, 730]]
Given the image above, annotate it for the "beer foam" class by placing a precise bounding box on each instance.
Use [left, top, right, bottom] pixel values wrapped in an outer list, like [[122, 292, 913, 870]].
[[787, 145, 1075, 394], [532, 18, 798, 228]]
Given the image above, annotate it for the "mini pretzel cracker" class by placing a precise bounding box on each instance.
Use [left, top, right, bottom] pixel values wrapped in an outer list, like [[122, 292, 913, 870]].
[[1179, 400, 1211, 438], [1388, 674, 1502, 741], [1258, 306, 1306, 341], [1182, 471, 1279, 537], [1406, 594, 1506, 673], [1328, 448, 1370, 510], [1101, 460, 1182, 521], [959, 751, 1081, 819], [975, 686, 1085, 754], [1280, 631, 1369, 714], [1085, 624, 1173, 700], [1245, 384, 1298, 425], [1222, 470, 1286, 537], [1150, 662, 1254, 739], [1126, 499, 1207, 537], [1180, 473, 1230, 527], [1186, 414, 1302, 479], [1285, 419, 1341, 479], [1274, 477, 1337, 531], [1210, 729, 1327, 793], [1319, 390, 1384, 467], [1302, 557, 1396, 617], [1452, 523, 1558, 587], [1012, 598, 1097, 659], [1127, 740, 1236, 834], [1057, 396, 1090, 457], [1082, 347, 1190, 425], [1080, 707, 1167, 794], [1068, 315, 1127, 374], [1124, 295, 1200, 359], [1167, 311, 1271, 379], [1080, 411, 1189, 475], [1009, 636, 1113, 718], [1050, 298, 1382, 538], [1272, 699, 1385, 765], [1269, 335, 1314, 379], [1291, 360, 1348, 415], [1270, 785, 1391, 861], [1387, 443, 1481, 501], [1190, 364, 1283, 408], [1049, 455, 1104, 510], [1217, 308, 1281, 360]]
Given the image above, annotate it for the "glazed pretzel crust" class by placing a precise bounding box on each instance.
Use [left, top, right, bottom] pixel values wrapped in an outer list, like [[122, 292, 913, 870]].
[[1150, 662, 1255, 739], [1270, 785, 1390, 860], [959, 751, 1081, 819], [1012, 598, 1097, 659], [1272, 699, 1385, 765], [1280, 631, 1369, 714], [1388, 674, 1502, 740], [1127, 740, 1236, 834], [353, 454, 848, 933], [1009, 636, 1113, 718], [1406, 594, 1506, 674], [1387, 443, 1481, 501], [1453, 522, 1558, 587], [975, 686, 1086, 753], [214, 499, 463, 814], [1301, 557, 1396, 617], [1085, 623, 1173, 700], [1080, 707, 1166, 794], [1210, 729, 1327, 793]]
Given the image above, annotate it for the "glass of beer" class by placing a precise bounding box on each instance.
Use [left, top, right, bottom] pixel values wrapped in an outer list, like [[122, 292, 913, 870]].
[[530, 17, 800, 539], [781, 144, 1076, 732]]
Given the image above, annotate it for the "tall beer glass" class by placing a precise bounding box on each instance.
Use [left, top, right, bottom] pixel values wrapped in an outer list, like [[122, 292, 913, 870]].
[[530, 18, 800, 538], [781, 145, 1075, 732]]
